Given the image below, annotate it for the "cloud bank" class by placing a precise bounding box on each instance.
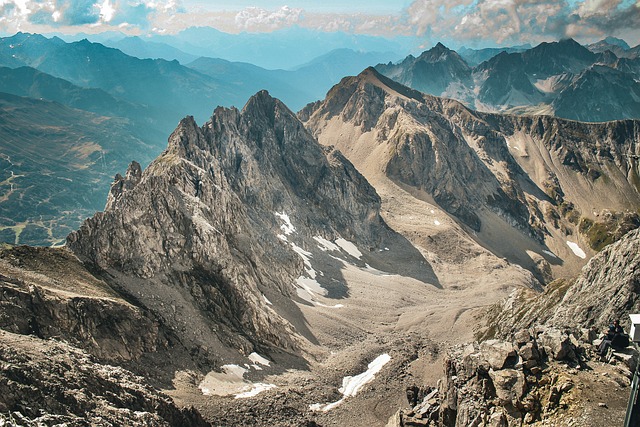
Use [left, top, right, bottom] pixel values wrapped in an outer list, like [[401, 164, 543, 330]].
[[0, 0, 638, 47]]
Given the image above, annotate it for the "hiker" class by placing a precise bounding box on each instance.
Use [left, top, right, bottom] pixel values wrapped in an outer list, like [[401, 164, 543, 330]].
[[598, 319, 628, 357]]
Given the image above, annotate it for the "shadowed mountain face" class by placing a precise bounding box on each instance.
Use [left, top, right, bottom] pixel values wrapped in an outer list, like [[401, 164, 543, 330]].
[[376, 39, 640, 122], [303, 68, 640, 279]]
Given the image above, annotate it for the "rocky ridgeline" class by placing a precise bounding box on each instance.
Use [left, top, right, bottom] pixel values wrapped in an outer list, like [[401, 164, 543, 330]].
[[480, 227, 640, 339], [304, 67, 640, 279], [390, 326, 637, 427], [0, 330, 208, 427], [66, 90, 398, 366]]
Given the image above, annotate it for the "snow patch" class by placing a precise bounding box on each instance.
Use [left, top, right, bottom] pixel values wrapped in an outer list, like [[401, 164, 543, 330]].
[[274, 211, 296, 235], [434, 220, 441, 226], [566, 241, 586, 259], [335, 238, 363, 259], [310, 354, 391, 412], [263, 295, 273, 305], [314, 236, 340, 252], [249, 353, 271, 367], [235, 383, 277, 399], [542, 250, 558, 259]]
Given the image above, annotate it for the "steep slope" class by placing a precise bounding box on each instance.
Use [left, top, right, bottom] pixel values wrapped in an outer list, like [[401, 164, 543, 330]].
[[475, 51, 545, 109], [67, 90, 432, 367], [552, 65, 640, 121], [481, 227, 640, 339], [303, 68, 640, 280]]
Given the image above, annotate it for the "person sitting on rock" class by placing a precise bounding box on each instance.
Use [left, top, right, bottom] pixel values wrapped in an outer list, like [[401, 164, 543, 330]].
[[598, 319, 628, 357]]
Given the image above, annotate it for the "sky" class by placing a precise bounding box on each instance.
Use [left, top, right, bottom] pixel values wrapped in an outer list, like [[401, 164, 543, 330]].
[[0, 0, 639, 48]]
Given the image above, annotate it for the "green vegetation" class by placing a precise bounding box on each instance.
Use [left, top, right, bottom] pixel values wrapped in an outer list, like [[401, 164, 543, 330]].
[[578, 211, 640, 251]]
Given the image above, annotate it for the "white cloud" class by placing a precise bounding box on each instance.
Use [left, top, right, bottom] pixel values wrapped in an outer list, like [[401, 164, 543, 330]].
[[234, 5, 302, 31]]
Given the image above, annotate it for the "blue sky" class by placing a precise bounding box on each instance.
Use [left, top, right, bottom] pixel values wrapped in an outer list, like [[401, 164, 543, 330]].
[[1, 0, 639, 48]]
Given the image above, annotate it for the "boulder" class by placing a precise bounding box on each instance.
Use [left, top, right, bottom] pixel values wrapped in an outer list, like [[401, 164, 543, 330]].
[[480, 340, 518, 370], [537, 329, 575, 361], [489, 368, 526, 405]]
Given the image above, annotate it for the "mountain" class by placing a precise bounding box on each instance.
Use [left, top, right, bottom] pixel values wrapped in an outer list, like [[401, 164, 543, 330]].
[[458, 44, 531, 66], [0, 33, 239, 127], [552, 65, 640, 122], [587, 36, 632, 58], [67, 90, 433, 365], [0, 92, 161, 246], [303, 68, 640, 281], [0, 65, 148, 120], [376, 38, 640, 122], [102, 35, 199, 64], [519, 38, 597, 78], [475, 51, 545, 108], [376, 43, 473, 104], [187, 49, 399, 112]]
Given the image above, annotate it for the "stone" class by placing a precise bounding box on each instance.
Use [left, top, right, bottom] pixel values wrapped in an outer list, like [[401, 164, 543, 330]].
[[514, 329, 532, 347], [537, 329, 575, 361], [489, 368, 526, 405], [519, 342, 541, 362], [481, 340, 518, 370]]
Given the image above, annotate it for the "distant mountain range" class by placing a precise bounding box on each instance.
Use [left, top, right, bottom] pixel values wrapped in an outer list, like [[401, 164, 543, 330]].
[[376, 38, 640, 122]]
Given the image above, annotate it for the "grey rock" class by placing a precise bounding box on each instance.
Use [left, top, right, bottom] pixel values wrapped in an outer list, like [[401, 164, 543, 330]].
[[489, 368, 526, 405]]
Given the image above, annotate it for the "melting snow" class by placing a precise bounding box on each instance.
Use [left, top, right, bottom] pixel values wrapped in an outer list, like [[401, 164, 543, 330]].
[[335, 238, 363, 259], [310, 354, 391, 412], [249, 353, 271, 367], [566, 241, 586, 259], [235, 383, 277, 399], [275, 212, 296, 235], [314, 236, 340, 252], [199, 361, 276, 399], [542, 250, 558, 259]]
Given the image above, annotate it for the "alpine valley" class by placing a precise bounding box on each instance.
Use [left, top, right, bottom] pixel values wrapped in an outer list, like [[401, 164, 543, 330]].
[[1, 31, 640, 427]]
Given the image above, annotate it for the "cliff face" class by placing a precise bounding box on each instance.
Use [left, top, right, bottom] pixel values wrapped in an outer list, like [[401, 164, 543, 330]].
[[66, 90, 408, 364], [303, 67, 640, 279]]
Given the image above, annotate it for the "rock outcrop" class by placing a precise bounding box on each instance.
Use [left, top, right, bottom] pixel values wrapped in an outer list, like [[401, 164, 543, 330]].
[[480, 227, 640, 340], [0, 329, 209, 427]]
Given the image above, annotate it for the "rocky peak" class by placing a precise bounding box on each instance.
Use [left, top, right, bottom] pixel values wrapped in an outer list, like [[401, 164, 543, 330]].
[[105, 160, 142, 211], [67, 89, 406, 367]]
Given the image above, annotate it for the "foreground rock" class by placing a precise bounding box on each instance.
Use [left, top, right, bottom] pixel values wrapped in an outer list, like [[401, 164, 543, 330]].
[[0, 330, 208, 427], [390, 326, 635, 426]]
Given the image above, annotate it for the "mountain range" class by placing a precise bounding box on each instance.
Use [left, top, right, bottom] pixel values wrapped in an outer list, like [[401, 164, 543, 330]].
[[1, 31, 640, 426], [376, 38, 640, 122], [0, 33, 396, 246]]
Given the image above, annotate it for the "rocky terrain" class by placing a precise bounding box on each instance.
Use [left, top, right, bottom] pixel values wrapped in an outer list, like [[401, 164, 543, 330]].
[[1, 66, 640, 426], [303, 67, 640, 281], [388, 219, 640, 427]]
